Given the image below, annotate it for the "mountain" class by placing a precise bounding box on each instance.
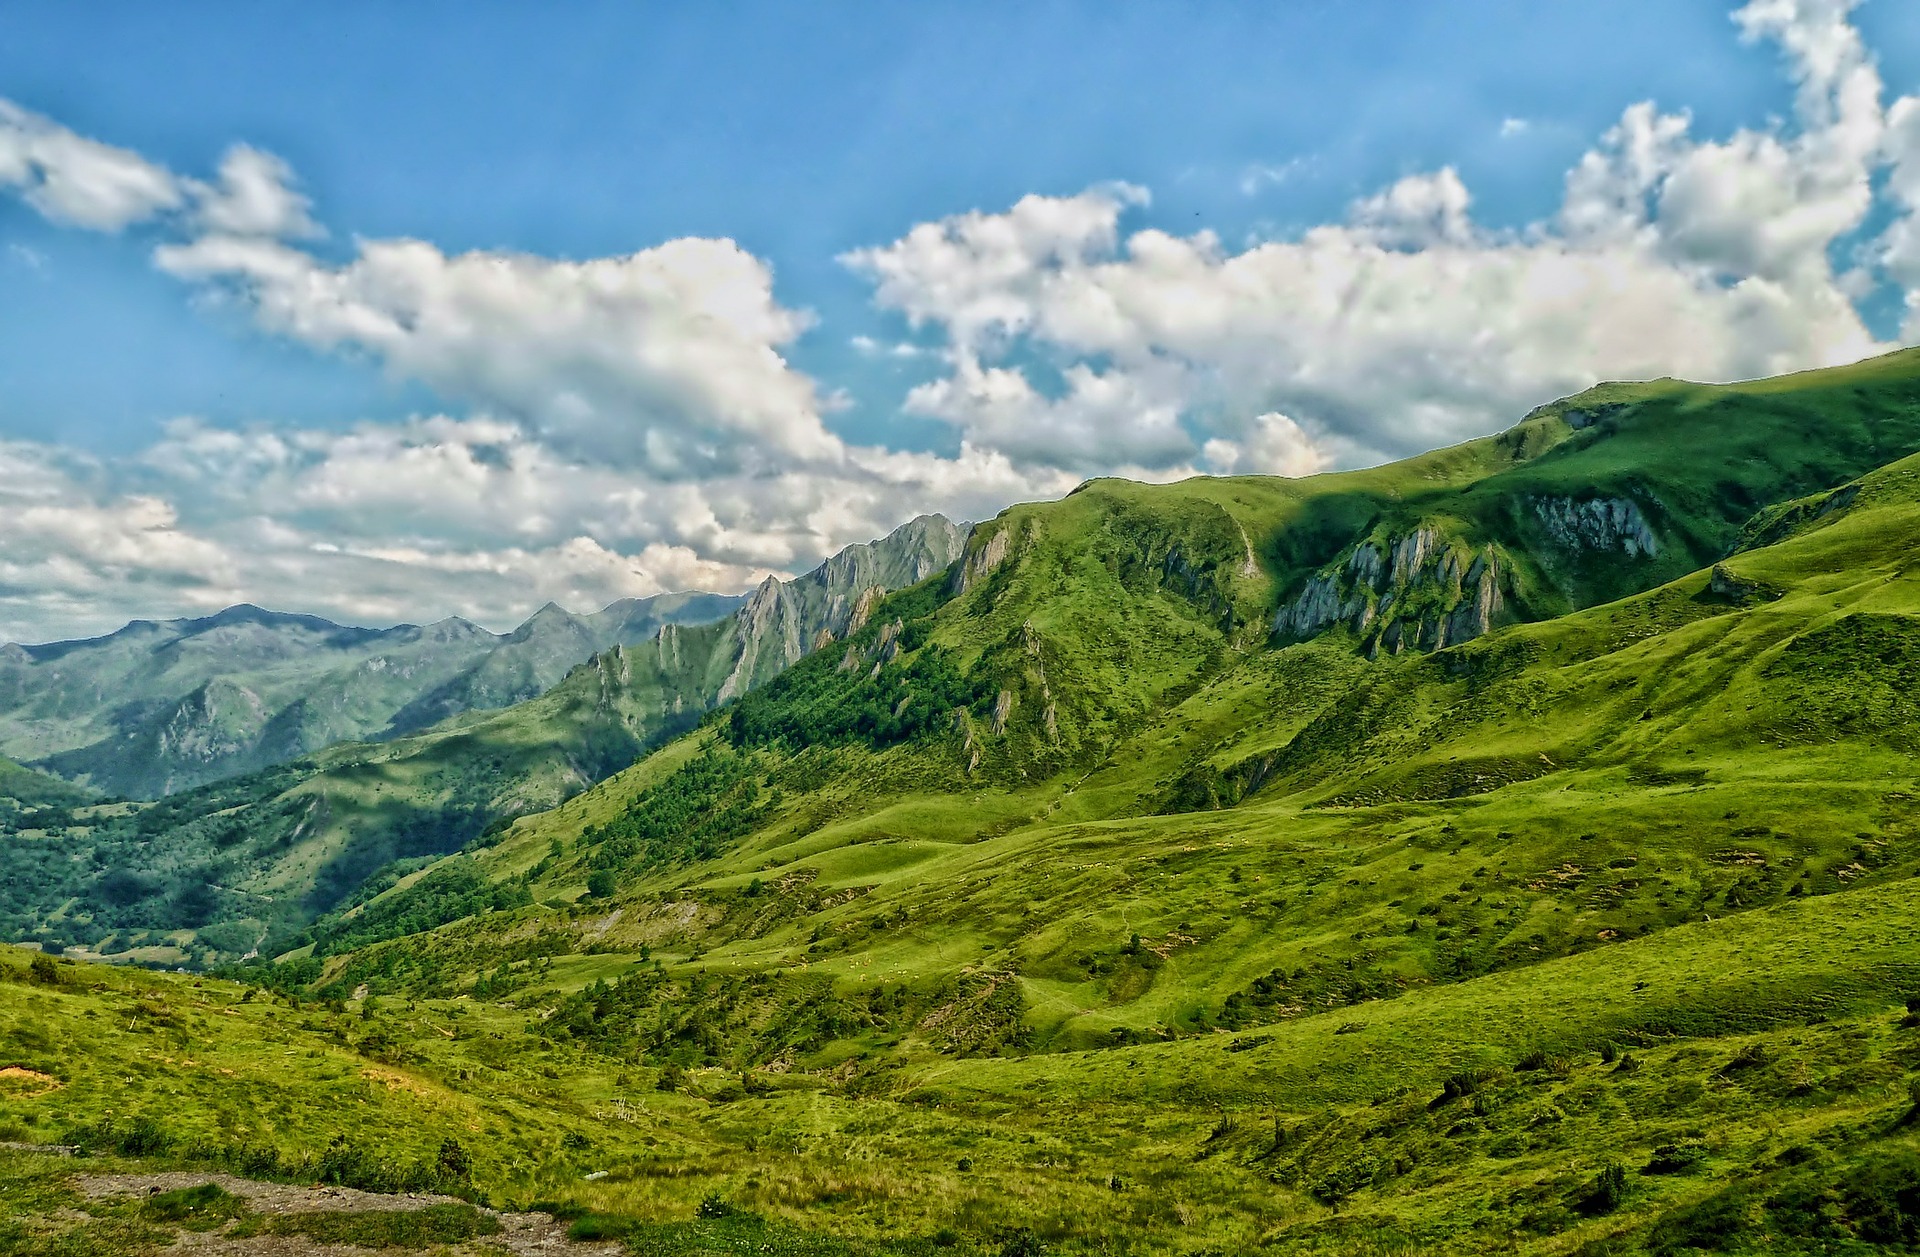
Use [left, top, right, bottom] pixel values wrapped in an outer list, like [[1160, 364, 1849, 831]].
[[205, 346, 1920, 1249], [0, 514, 967, 956], [0, 753, 91, 811], [0, 592, 746, 799], [16, 354, 1920, 1253]]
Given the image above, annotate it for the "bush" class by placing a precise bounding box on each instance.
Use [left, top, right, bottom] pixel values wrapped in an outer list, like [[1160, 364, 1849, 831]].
[[1577, 1164, 1629, 1216], [1644, 1141, 1708, 1175], [434, 1137, 472, 1185], [140, 1183, 248, 1230], [998, 1228, 1048, 1257], [26, 954, 58, 985], [696, 1193, 732, 1218]]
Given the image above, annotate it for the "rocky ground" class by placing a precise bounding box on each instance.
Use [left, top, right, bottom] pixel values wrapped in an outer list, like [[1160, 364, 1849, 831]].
[[76, 1170, 621, 1255]]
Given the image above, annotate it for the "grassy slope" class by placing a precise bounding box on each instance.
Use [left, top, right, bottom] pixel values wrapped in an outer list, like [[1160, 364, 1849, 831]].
[[0, 756, 91, 810], [16, 351, 1920, 1253], [61, 352, 1896, 1248]]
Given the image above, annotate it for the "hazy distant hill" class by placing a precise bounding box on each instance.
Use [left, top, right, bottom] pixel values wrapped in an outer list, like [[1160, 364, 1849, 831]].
[[0, 514, 969, 949], [0, 591, 743, 798]]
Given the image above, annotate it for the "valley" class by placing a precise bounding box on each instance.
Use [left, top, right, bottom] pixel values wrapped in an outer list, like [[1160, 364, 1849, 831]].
[[9, 351, 1920, 1252]]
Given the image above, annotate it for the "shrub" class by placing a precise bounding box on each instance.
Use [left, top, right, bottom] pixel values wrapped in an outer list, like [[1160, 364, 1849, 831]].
[[1644, 1141, 1708, 1175], [434, 1137, 472, 1185], [998, 1228, 1048, 1257], [1577, 1164, 1629, 1216], [141, 1183, 248, 1230], [696, 1193, 732, 1218], [26, 954, 58, 985]]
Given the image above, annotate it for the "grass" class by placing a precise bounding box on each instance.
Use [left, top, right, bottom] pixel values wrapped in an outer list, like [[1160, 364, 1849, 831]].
[[11, 349, 1920, 1251]]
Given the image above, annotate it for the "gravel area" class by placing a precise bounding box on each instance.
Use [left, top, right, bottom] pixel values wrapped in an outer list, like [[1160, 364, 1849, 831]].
[[76, 1171, 622, 1255]]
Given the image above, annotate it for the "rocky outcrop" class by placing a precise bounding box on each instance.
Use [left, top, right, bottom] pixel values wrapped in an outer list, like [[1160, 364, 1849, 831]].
[[1532, 496, 1659, 557], [812, 515, 969, 636], [1707, 563, 1784, 605], [715, 516, 969, 701], [954, 528, 1013, 595], [1276, 525, 1510, 654], [1519, 398, 1632, 431]]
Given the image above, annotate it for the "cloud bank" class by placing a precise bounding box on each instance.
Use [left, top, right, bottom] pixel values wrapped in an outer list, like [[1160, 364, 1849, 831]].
[[0, 0, 1917, 642]]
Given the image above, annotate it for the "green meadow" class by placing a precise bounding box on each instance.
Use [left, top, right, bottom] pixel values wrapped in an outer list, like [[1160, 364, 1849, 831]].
[[12, 350, 1920, 1251]]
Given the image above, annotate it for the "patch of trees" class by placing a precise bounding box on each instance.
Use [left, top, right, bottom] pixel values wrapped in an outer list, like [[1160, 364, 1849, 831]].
[[583, 747, 768, 874], [727, 643, 995, 752], [290, 858, 531, 959]]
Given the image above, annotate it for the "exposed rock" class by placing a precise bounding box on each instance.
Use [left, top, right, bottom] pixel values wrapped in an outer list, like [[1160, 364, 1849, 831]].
[[1276, 525, 1510, 654], [954, 528, 1013, 594], [992, 689, 1016, 735], [1563, 402, 1628, 430], [1532, 496, 1660, 557], [846, 585, 887, 635], [1708, 563, 1785, 604]]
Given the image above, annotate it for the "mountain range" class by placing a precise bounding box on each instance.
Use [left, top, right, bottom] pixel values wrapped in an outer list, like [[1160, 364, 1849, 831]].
[[0, 513, 966, 944], [9, 352, 1920, 1253], [0, 591, 745, 799]]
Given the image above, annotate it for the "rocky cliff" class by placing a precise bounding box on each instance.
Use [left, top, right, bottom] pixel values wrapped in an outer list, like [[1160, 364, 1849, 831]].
[[1276, 525, 1512, 654]]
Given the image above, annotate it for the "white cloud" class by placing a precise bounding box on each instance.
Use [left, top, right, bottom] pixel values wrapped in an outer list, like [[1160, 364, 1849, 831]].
[[0, 99, 182, 230], [1203, 413, 1332, 478], [189, 144, 322, 239], [844, 0, 1897, 469], [1878, 90, 1920, 336], [154, 233, 839, 475], [1349, 167, 1475, 248], [1500, 118, 1531, 138], [0, 407, 1071, 642], [2, 1, 1920, 643]]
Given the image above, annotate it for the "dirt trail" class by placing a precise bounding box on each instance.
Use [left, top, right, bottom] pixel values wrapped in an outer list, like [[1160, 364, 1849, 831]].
[[78, 1171, 621, 1255]]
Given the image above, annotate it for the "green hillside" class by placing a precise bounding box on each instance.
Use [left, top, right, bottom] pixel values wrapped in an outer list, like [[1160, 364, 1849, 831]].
[[0, 516, 966, 963], [13, 351, 1920, 1253]]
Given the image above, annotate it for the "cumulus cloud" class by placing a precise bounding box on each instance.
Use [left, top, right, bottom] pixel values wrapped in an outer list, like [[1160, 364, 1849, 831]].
[[154, 233, 838, 474], [1203, 413, 1332, 479], [3, 0, 1920, 642], [189, 144, 322, 239], [0, 100, 182, 230], [843, 0, 1907, 470], [0, 408, 1071, 642]]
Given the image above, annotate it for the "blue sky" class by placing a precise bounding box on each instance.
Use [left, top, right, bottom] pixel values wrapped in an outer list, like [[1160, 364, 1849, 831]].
[[1, 0, 1918, 641]]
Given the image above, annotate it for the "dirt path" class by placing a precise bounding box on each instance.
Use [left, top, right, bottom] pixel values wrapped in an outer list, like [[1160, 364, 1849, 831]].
[[77, 1171, 622, 1255]]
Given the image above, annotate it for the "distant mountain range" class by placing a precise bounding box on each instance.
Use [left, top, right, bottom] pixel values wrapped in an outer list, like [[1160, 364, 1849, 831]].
[[0, 513, 969, 943], [0, 592, 745, 799]]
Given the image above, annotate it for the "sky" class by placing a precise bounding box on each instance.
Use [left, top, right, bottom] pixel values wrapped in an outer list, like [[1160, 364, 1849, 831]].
[[1, 1, 1919, 644]]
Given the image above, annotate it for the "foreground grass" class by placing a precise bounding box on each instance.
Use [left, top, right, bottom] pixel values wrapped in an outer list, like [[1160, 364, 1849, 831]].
[[9, 859, 1920, 1253]]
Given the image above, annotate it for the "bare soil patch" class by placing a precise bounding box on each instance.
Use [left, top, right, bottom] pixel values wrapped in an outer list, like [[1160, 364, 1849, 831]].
[[77, 1171, 621, 1255]]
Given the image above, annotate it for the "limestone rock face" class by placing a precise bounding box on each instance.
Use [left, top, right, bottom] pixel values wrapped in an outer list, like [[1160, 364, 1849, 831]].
[[954, 528, 1013, 595], [717, 515, 970, 702], [1532, 496, 1660, 557], [1276, 525, 1510, 655]]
